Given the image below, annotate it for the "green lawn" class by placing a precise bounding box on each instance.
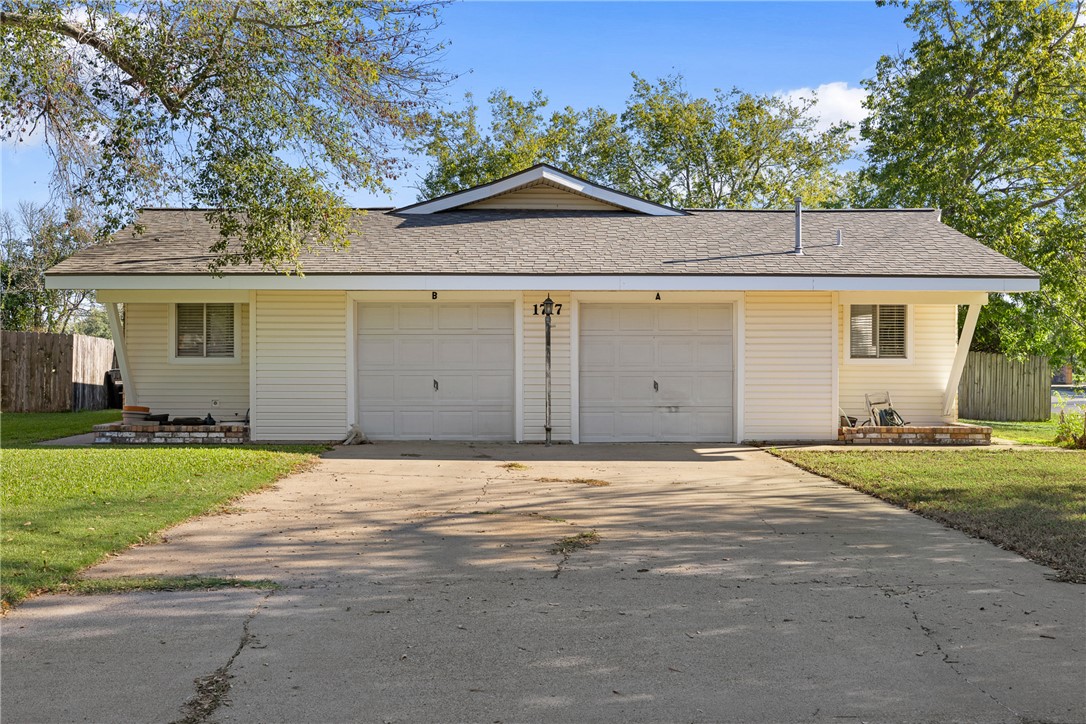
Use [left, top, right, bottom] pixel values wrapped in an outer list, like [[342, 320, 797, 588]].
[[962, 415, 1060, 446], [1, 409, 122, 446], [1, 412, 322, 607], [771, 448, 1086, 583]]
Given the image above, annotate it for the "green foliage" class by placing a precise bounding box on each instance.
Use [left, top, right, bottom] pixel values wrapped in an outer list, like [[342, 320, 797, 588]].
[[1, 1, 448, 272], [0, 410, 121, 446], [774, 448, 1086, 582], [861, 0, 1086, 365], [70, 305, 110, 338], [0, 442, 320, 606], [962, 415, 1059, 446], [1054, 409, 1086, 449], [1, 202, 97, 332], [417, 74, 855, 208]]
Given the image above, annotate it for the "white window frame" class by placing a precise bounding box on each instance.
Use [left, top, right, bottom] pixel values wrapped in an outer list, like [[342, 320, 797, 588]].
[[844, 303, 913, 365], [168, 302, 242, 364]]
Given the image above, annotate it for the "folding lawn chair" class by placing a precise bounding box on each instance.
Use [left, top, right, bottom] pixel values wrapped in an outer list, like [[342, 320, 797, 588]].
[[865, 391, 909, 427]]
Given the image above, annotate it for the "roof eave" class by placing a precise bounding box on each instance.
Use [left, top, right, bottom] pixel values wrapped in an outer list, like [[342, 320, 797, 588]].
[[46, 272, 1040, 294]]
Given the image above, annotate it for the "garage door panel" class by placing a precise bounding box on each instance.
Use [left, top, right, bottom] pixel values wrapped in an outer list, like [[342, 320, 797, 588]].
[[435, 338, 474, 366], [581, 341, 614, 367], [399, 411, 436, 437], [359, 305, 395, 331], [657, 376, 695, 404], [477, 338, 515, 368], [617, 307, 654, 331], [398, 338, 435, 366], [478, 304, 514, 329], [359, 374, 397, 404], [615, 375, 657, 404], [579, 303, 734, 442], [358, 302, 514, 441], [657, 339, 697, 367], [437, 305, 474, 330], [476, 411, 514, 438], [437, 374, 475, 403], [397, 306, 434, 329], [475, 373, 513, 403], [359, 337, 396, 366], [616, 340, 655, 366], [658, 305, 697, 331], [358, 409, 395, 436], [396, 375, 435, 403], [580, 305, 615, 332], [696, 374, 734, 404], [580, 375, 615, 404], [697, 339, 731, 367], [697, 306, 732, 331]]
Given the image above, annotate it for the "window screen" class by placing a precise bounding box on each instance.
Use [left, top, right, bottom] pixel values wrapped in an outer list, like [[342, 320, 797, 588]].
[[176, 304, 234, 359], [850, 305, 906, 359]]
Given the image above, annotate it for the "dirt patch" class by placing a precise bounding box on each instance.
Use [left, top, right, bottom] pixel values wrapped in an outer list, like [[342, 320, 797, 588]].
[[538, 476, 611, 487]]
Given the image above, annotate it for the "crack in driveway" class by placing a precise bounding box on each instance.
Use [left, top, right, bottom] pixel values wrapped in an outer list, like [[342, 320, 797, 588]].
[[171, 590, 274, 724]]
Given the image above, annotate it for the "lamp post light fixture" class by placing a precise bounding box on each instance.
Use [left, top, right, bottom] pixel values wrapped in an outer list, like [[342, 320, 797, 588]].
[[541, 294, 554, 446]]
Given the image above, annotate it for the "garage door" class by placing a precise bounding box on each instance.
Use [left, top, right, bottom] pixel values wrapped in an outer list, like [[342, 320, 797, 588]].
[[580, 304, 734, 442], [358, 303, 514, 440]]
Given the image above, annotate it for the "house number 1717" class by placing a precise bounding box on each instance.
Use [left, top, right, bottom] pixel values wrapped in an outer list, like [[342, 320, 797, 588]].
[[533, 303, 562, 315]]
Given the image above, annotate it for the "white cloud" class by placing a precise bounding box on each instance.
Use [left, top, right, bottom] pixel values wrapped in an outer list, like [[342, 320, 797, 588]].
[[782, 81, 869, 136]]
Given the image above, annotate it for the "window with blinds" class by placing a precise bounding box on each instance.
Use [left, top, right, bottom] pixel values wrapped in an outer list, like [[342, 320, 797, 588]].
[[850, 304, 906, 359], [176, 303, 235, 358]]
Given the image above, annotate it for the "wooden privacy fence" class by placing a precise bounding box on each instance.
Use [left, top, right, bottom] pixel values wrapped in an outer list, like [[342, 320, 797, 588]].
[[958, 352, 1050, 421], [1, 331, 115, 413]]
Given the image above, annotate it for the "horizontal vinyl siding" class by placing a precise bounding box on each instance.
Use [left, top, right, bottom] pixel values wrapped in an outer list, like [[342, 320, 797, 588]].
[[124, 303, 249, 420], [252, 291, 347, 441], [839, 304, 957, 424], [523, 292, 571, 441], [463, 183, 622, 211], [744, 292, 834, 441]]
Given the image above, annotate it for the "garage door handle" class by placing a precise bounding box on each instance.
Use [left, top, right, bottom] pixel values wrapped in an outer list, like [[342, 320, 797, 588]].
[[434, 379, 439, 391], [653, 380, 659, 392]]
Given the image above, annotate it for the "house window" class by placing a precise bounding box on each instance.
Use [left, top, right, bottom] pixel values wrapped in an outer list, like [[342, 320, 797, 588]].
[[850, 304, 907, 359], [176, 303, 236, 359]]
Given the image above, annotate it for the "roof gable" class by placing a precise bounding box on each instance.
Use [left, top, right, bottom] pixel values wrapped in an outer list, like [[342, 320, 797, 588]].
[[396, 164, 685, 216]]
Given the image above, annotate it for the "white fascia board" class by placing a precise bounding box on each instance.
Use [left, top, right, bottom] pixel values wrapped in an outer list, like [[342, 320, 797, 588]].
[[397, 166, 683, 216], [51, 274, 1042, 293]]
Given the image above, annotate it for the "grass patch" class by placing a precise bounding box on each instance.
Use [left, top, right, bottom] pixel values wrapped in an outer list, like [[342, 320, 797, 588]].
[[538, 476, 611, 487], [1, 410, 122, 447], [1, 444, 322, 608], [58, 576, 279, 595], [551, 530, 601, 556], [501, 462, 529, 471], [963, 415, 1059, 446], [771, 448, 1086, 582]]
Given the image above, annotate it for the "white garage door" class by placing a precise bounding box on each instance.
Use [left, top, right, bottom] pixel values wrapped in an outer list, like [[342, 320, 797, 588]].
[[580, 304, 734, 442], [358, 303, 515, 440]]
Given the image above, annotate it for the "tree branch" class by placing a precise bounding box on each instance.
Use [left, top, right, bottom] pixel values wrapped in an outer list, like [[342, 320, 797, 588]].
[[1, 10, 182, 115]]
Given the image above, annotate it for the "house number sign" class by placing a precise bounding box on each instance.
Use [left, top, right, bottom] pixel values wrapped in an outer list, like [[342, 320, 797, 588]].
[[532, 302, 562, 315]]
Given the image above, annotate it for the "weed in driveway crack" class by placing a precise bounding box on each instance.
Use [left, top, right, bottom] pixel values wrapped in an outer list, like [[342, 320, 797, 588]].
[[551, 531, 601, 578], [172, 590, 273, 724]]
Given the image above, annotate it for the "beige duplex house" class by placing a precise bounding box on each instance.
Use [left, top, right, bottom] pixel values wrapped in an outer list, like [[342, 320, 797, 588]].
[[46, 165, 1039, 443]]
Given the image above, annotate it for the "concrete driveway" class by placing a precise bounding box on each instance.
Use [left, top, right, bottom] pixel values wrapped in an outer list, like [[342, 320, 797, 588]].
[[3, 443, 1084, 723]]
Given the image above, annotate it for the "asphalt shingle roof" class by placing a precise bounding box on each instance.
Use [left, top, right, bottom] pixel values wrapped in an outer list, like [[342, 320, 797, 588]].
[[48, 208, 1038, 279]]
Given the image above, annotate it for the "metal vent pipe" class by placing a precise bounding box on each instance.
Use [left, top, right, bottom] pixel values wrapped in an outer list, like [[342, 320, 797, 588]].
[[794, 197, 803, 255]]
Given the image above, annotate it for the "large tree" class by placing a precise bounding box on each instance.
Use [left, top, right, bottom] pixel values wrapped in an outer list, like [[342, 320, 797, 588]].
[[1, 1, 448, 271], [1, 202, 96, 333], [860, 0, 1086, 365], [416, 74, 855, 208]]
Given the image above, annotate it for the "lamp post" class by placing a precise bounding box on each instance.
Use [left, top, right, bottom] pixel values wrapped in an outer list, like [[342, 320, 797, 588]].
[[541, 294, 554, 446]]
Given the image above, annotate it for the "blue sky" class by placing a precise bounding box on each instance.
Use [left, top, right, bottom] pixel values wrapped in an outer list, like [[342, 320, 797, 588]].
[[0, 1, 915, 211]]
